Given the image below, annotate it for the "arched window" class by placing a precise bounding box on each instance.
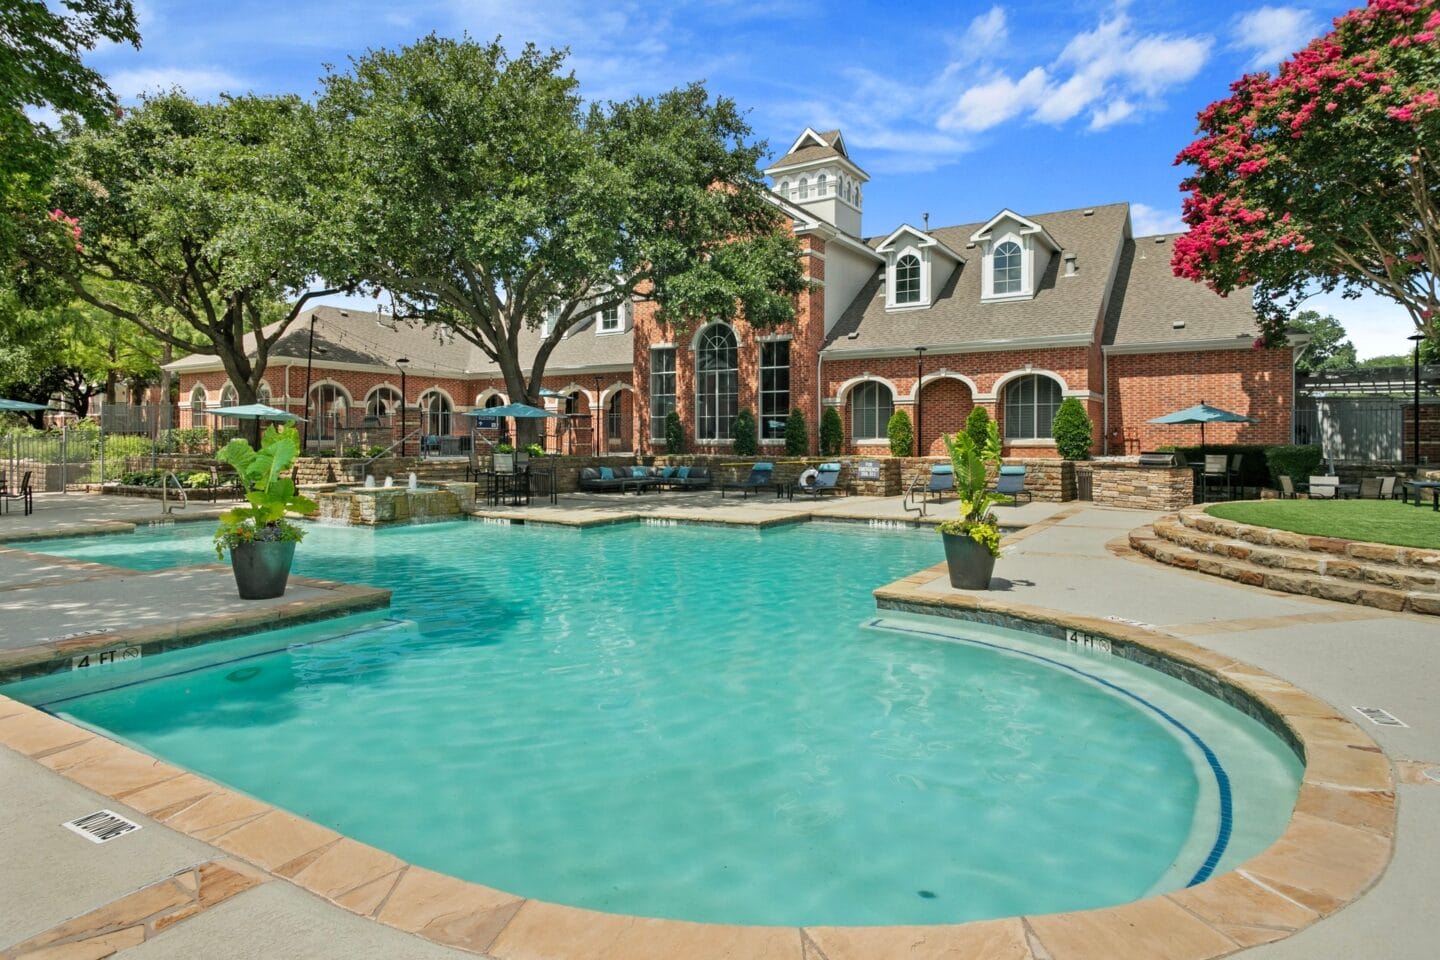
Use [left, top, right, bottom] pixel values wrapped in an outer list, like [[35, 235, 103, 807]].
[[851, 382, 894, 441], [189, 385, 207, 425], [994, 240, 1023, 295], [484, 393, 505, 409], [695, 324, 738, 441], [419, 390, 452, 436], [607, 391, 624, 440], [220, 384, 238, 407], [366, 386, 402, 418], [894, 254, 921, 305], [817, 173, 827, 195], [1003, 375, 1063, 440], [307, 383, 349, 441], [257, 383, 272, 404], [799, 177, 809, 200], [484, 393, 510, 442], [778, 179, 789, 199], [844, 177, 852, 203]]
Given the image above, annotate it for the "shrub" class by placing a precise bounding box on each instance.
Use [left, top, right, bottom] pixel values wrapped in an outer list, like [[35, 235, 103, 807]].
[[664, 409, 685, 453], [1265, 444, 1324, 488], [184, 471, 212, 489], [1051, 398, 1093, 460], [964, 406, 991, 451], [886, 409, 913, 458], [732, 409, 757, 456], [343, 445, 363, 458], [820, 406, 843, 455], [525, 442, 545, 457], [784, 408, 808, 456], [366, 445, 387, 457]]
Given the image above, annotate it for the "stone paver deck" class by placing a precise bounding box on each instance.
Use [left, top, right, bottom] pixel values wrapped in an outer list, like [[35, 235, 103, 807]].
[[0, 494, 1434, 958]]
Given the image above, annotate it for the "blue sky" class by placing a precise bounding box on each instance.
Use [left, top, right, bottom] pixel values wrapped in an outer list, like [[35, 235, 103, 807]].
[[82, 0, 1416, 358]]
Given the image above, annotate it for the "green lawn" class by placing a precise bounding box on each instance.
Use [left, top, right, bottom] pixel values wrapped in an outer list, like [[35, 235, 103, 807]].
[[1208, 499, 1440, 550]]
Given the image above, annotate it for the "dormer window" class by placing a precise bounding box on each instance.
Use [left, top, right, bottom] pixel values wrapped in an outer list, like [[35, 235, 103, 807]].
[[778, 179, 789, 199], [994, 241, 1022, 295], [541, 303, 560, 337], [817, 173, 827, 196], [895, 254, 922, 305], [598, 301, 624, 334], [799, 177, 809, 199]]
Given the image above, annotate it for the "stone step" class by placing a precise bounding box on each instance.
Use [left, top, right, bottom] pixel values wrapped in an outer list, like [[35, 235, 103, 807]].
[[1128, 526, 1440, 616], [1175, 504, 1440, 572], [1151, 516, 1440, 594]]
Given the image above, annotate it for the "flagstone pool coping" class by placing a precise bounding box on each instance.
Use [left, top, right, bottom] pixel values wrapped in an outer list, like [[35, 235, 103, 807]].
[[0, 523, 1397, 959]]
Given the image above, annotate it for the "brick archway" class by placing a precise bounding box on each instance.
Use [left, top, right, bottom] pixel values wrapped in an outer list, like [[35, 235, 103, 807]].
[[918, 377, 975, 455]]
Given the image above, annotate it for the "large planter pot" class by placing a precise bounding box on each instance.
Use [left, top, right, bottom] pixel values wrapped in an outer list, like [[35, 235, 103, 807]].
[[941, 531, 996, 590], [229, 539, 297, 599]]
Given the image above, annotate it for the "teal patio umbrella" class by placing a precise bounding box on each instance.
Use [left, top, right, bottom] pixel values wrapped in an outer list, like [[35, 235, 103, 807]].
[[1149, 401, 1257, 452], [460, 402, 557, 420], [0, 399, 52, 412], [207, 403, 305, 422]]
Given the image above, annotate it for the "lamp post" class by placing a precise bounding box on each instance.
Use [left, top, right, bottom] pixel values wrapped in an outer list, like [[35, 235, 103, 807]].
[[396, 357, 410, 457], [593, 375, 602, 455], [1410, 333, 1425, 467], [913, 346, 927, 457], [302, 314, 317, 447]]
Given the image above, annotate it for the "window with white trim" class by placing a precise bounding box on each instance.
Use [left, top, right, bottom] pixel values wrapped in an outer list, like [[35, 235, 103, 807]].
[[220, 384, 237, 406], [817, 173, 827, 196], [778, 179, 789, 199], [799, 177, 809, 200], [189, 385, 206, 421], [650, 348, 675, 438], [419, 390, 452, 435], [598, 302, 623, 334], [994, 240, 1022, 295], [366, 386, 402, 418], [307, 384, 349, 441], [1003, 375, 1062, 440], [851, 381, 893, 441], [894, 254, 921, 305], [607, 392, 623, 440], [759, 340, 790, 441], [695, 325, 738, 441]]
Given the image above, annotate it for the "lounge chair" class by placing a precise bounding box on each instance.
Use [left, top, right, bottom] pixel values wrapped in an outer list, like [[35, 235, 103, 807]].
[[987, 465, 1032, 505], [924, 464, 954, 503], [1380, 476, 1398, 500], [2, 471, 33, 516], [797, 462, 843, 498], [721, 462, 774, 499], [1358, 477, 1383, 499], [1278, 475, 1297, 499], [578, 466, 633, 493]]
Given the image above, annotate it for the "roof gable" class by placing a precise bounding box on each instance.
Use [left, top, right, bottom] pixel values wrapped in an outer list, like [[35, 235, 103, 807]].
[[874, 224, 967, 263], [970, 208, 1060, 252]]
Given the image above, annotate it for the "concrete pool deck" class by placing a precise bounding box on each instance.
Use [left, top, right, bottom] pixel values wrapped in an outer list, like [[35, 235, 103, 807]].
[[0, 493, 1435, 958]]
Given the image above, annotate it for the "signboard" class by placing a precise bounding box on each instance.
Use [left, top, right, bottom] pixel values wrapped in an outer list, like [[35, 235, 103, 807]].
[[473, 416, 499, 430], [856, 459, 881, 481]]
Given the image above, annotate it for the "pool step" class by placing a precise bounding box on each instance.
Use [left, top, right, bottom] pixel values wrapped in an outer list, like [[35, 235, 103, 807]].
[[1129, 516, 1440, 617]]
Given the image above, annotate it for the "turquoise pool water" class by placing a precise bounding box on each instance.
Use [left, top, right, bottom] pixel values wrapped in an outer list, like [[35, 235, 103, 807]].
[[6, 520, 1302, 926]]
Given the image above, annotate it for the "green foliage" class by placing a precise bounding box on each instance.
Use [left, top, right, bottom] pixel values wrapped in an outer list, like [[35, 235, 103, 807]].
[[732, 408, 757, 456], [366, 445, 386, 457], [1358, 337, 1439, 367], [936, 420, 1007, 557], [1264, 444, 1325, 488], [1050, 398, 1093, 460], [213, 425, 316, 559], [495, 442, 515, 454], [664, 409, 685, 453], [964, 406, 991, 451], [185, 471, 212, 489], [1209, 499, 1440, 551], [172, 427, 211, 454], [819, 406, 843, 456], [342, 445, 363, 458], [1167, 444, 1276, 488], [784, 407, 808, 456], [525, 442, 545, 458], [886, 409, 913, 458], [1291, 311, 1358, 372]]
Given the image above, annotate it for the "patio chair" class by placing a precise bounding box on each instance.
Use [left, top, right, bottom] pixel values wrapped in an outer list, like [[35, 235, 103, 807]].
[[797, 462, 843, 498], [1202, 454, 1231, 501], [925, 464, 955, 503], [1229, 453, 1246, 498], [721, 462, 774, 499], [1308, 475, 1340, 499], [987, 465, 1032, 505], [1379, 476, 1398, 500], [1278, 475, 1297, 499], [2, 471, 33, 516], [1358, 477, 1383, 499]]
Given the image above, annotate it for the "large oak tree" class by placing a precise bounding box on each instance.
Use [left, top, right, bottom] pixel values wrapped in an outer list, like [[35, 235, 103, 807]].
[[317, 37, 807, 443], [1173, 0, 1440, 346]]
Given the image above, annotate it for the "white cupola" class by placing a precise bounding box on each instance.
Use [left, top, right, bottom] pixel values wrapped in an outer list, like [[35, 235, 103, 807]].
[[763, 128, 869, 238]]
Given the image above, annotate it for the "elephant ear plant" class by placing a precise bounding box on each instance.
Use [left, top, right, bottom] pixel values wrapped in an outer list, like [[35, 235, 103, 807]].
[[213, 425, 317, 560], [936, 419, 1009, 558]]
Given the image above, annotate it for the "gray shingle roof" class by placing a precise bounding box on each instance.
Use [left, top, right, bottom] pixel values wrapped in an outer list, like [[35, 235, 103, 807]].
[[823, 203, 1131, 354], [1103, 235, 1260, 347]]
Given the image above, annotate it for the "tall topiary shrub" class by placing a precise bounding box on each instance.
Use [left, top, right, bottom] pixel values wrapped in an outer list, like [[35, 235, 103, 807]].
[[887, 409, 914, 458], [664, 409, 685, 454], [1265, 444, 1323, 489], [732, 408, 757, 456], [784, 407, 808, 456], [964, 406, 991, 452], [1051, 398, 1093, 460], [820, 405, 843, 456]]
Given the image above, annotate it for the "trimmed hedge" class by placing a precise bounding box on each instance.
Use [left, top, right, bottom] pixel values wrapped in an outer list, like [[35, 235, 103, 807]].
[[1265, 444, 1325, 487], [1159, 443, 1298, 489], [784, 408, 808, 456], [733, 409, 757, 456], [820, 406, 843, 455], [887, 409, 913, 458], [1051, 398, 1093, 460], [664, 410, 685, 453], [964, 406, 991, 451]]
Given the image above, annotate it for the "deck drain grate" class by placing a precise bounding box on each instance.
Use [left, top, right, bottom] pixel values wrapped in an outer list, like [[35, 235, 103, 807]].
[[1352, 706, 1408, 728], [63, 809, 141, 844]]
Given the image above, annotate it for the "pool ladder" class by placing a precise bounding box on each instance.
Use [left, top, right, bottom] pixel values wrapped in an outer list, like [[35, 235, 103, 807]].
[[161, 471, 187, 515]]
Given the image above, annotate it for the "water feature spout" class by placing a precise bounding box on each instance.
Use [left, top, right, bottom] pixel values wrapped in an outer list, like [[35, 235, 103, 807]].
[[383, 476, 395, 487], [408, 471, 418, 491], [364, 474, 376, 488]]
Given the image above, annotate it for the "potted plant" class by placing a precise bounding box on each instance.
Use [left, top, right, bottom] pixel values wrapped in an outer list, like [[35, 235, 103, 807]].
[[494, 442, 515, 473], [935, 420, 1009, 589], [213, 425, 317, 599]]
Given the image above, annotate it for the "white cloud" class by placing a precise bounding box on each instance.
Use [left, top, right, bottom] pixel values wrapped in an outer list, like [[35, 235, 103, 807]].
[[941, 12, 1212, 134], [108, 67, 247, 101], [1130, 203, 1187, 237], [956, 6, 1008, 61], [1233, 6, 1319, 70]]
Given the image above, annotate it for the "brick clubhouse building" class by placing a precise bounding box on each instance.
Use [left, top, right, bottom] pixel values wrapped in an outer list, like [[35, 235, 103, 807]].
[[171, 128, 1302, 459]]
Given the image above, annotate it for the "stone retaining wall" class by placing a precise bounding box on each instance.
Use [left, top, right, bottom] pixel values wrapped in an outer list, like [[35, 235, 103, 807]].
[[895, 457, 1075, 502], [1076, 462, 1194, 511]]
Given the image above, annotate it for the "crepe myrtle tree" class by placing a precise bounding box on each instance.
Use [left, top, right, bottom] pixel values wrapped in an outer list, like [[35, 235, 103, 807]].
[[317, 37, 808, 445], [1173, 0, 1440, 345], [21, 92, 340, 443]]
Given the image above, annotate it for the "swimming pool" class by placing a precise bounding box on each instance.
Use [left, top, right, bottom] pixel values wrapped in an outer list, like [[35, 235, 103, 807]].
[[5, 520, 1302, 927]]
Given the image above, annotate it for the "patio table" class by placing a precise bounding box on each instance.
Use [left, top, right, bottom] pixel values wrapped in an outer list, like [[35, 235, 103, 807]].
[[1401, 480, 1440, 511]]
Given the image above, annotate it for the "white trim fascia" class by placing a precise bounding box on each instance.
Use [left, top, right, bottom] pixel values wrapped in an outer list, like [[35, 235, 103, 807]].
[[883, 302, 931, 314], [980, 291, 1036, 306], [794, 222, 884, 261], [802, 248, 826, 260], [763, 155, 869, 179], [1063, 390, 1104, 402], [756, 334, 794, 343], [650, 343, 676, 351], [785, 127, 830, 154], [822, 334, 1093, 361], [875, 224, 966, 264], [971, 208, 1061, 252], [1102, 337, 1262, 356], [1005, 438, 1058, 447]]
